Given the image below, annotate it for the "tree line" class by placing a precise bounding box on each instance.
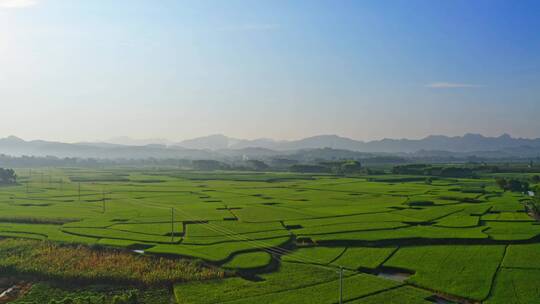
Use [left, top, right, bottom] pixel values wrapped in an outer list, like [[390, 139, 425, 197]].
[[392, 164, 475, 178], [495, 177, 530, 192], [0, 168, 16, 184]]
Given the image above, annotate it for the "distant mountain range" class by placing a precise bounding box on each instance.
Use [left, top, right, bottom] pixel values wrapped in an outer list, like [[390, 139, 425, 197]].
[[0, 136, 215, 159], [176, 133, 540, 154], [0, 134, 539, 160]]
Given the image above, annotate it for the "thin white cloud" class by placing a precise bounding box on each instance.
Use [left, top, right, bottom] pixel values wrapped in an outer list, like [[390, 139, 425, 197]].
[[426, 82, 483, 89], [217, 24, 281, 32], [0, 0, 38, 8]]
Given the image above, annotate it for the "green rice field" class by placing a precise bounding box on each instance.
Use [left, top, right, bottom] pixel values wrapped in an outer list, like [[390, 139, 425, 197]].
[[0, 168, 538, 303]]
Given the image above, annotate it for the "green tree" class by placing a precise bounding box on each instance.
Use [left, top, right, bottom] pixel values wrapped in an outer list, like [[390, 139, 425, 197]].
[[0, 168, 16, 184], [508, 179, 529, 192], [495, 177, 508, 191], [340, 160, 362, 174], [246, 160, 269, 171]]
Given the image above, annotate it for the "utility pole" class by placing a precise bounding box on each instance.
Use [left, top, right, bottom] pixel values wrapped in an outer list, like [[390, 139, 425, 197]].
[[171, 208, 175, 242], [102, 190, 106, 213], [339, 267, 343, 304], [78, 183, 81, 201]]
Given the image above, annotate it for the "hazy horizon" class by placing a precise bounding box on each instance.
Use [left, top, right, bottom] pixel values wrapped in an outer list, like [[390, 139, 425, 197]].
[[1, 0, 539, 142], [1, 132, 539, 146]]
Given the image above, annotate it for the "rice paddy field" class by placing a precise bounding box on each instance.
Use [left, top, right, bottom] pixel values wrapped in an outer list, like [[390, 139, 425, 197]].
[[0, 167, 538, 303]]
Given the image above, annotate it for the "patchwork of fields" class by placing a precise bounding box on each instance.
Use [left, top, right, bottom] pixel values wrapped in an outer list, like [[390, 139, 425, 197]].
[[0, 168, 538, 303]]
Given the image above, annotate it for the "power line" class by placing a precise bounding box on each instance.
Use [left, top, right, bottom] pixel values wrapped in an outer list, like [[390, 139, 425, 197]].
[[170, 203, 349, 301], [119, 196, 314, 263], [171, 207, 175, 243], [339, 266, 343, 304], [92, 194, 350, 302], [129, 196, 347, 268]]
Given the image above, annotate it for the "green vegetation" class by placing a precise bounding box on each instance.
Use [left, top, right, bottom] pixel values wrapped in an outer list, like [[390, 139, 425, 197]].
[[384, 245, 505, 300], [222, 274, 399, 304], [174, 262, 341, 303], [332, 247, 396, 270], [503, 243, 540, 269], [175, 262, 399, 304], [485, 268, 540, 304], [0, 166, 538, 303], [223, 251, 272, 270], [348, 286, 434, 304]]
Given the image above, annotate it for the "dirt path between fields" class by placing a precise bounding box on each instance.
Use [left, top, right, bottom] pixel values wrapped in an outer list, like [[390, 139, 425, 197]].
[[0, 278, 32, 304]]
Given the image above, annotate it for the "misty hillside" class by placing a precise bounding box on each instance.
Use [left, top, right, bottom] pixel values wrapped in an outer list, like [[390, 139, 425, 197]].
[[177, 134, 282, 150], [176, 133, 540, 154], [0, 134, 539, 160], [0, 136, 215, 159]]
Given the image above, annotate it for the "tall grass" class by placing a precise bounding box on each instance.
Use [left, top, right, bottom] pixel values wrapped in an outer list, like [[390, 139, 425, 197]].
[[0, 238, 224, 285]]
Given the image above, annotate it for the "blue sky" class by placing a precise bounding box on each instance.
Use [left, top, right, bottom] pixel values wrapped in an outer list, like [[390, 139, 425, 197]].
[[0, 0, 539, 142]]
